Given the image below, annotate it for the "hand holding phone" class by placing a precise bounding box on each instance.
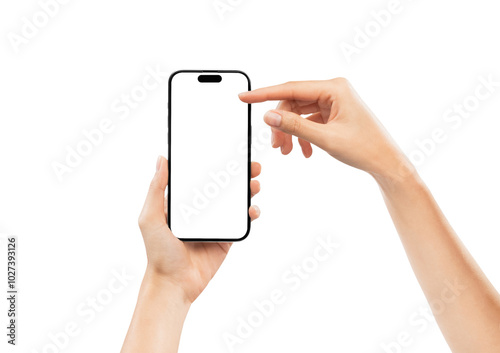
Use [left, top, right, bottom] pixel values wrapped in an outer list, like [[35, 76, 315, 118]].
[[138, 157, 261, 303]]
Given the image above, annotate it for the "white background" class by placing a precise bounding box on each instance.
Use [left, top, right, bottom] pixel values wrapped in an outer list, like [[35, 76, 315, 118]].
[[1, 0, 500, 352]]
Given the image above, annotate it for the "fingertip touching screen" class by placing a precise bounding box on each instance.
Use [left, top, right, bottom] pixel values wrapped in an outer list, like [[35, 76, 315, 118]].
[[168, 70, 251, 241]]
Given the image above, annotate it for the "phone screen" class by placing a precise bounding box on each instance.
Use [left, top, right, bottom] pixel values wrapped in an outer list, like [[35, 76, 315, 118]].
[[168, 71, 251, 241]]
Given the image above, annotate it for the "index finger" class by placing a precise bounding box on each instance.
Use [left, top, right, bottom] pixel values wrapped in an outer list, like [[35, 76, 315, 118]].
[[238, 80, 331, 103]]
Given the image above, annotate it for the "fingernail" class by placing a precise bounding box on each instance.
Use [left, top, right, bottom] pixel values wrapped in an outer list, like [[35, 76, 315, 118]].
[[264, 110, 281, 127], [271, 133, 275, 146], [238, 92, 248, 97], [253, 205, 260, 217], [156, 156, 162, 172]]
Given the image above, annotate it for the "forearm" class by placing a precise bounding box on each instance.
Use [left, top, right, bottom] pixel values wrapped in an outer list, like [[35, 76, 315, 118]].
[[121, 268, 191, 353], [374, 169, 500, 352]]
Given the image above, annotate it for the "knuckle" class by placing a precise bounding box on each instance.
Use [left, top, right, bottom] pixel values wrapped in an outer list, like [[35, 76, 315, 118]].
[[138, 211, 158, 231], [327, 77, 352, 101], [138, 213, 146, 229], [149, 178, 161, 193], [332, 77, 349, 89], [335, 76, 348, 84], [289, 116, 301, 134]]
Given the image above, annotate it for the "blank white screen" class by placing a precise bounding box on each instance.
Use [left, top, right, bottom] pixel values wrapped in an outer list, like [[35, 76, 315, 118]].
[[169, 71, 250, 240]]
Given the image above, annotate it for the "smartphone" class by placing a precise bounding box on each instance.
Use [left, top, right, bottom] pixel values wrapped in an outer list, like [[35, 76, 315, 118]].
[[167, 70, 251, 241]]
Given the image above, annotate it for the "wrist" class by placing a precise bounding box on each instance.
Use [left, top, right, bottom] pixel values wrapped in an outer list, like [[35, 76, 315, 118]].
[[143, 267, 193, 309], [370, 158, 421, 192]]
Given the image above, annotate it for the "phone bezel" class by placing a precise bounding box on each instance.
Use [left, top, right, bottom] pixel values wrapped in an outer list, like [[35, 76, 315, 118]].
[[167, 70, 252, 242]]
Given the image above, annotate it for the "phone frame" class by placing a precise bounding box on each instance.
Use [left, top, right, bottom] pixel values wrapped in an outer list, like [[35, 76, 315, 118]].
[[167, 70, 252, 242]]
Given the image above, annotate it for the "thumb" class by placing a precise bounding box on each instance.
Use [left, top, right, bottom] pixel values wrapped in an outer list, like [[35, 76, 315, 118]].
[[264, 110, 325, 147], [139, 156, 169, 228]]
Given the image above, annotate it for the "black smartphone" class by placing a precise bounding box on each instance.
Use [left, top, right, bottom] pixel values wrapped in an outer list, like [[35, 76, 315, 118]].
[[167, 70, 251, 241]]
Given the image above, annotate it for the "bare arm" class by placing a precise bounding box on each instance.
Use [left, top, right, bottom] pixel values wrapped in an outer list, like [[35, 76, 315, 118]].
[[239, 78, 500, 352], [375, 170, 500, 352], [121, 271, 190, 353]]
